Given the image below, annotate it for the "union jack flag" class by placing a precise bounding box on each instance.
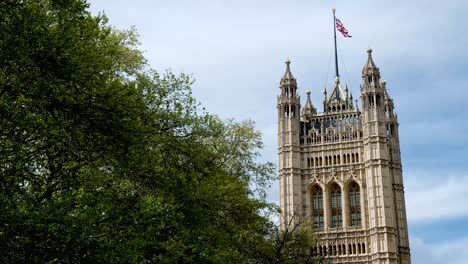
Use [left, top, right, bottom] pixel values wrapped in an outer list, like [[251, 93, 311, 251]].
[[335, 18, 352, 38]]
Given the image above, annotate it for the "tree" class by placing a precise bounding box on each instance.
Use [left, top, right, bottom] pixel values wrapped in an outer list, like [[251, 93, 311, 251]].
[[0, 1, 318, 263]]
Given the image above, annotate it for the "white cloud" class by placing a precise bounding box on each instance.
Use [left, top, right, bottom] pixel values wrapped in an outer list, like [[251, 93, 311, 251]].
[[406, 174, 468, 222], [411, 236, 468, 264]]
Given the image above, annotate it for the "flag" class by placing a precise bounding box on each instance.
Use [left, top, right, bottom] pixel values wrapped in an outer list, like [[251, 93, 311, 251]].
[[335, 18, 352, 38]]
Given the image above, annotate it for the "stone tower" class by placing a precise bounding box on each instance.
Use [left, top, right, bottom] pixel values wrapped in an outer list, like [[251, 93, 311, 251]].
[[277, 49, 411, 264]]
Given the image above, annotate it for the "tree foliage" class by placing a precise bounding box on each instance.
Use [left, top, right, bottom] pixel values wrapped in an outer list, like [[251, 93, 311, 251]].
[[0, 1, 318, 263]]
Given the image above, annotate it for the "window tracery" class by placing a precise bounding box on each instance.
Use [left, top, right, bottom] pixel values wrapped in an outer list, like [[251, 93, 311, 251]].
[[349, 182, 361, 226], [330, 183, 342, 228], [311, 185, 324, 229]]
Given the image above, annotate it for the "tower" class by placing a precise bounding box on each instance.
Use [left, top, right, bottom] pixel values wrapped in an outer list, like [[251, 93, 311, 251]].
[[277, 49, 411, 263], [278, 59, 302, 226]]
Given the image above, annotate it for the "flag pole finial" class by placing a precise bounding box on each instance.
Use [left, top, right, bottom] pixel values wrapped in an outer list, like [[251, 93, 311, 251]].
[[332, 8, 336, 13]]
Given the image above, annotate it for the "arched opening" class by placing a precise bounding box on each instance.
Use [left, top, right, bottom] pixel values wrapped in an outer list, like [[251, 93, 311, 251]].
[[319, 157, 322, 166], [343, 244, 347, 255], [333, 245, 336, 255], [348, 244, 352, 255], [349, 182, 362, 227], [356, 153, 359, 162], [358, 243, 361, 254], [362, 243, 366, 254], [330, 183, 342, 228], [351, 153, 355, 163], [337, 155, 341, 165], [353, 244, 356, 255], [311, 185, 324, 229]]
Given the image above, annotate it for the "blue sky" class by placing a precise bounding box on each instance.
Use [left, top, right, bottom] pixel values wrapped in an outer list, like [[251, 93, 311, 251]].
[[89, 1, 468, 263]]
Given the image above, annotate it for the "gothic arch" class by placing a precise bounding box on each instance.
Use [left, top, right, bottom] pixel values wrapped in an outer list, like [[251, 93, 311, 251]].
[[346, 181, 362, 227], [328, 182, 343, 228], [309, 185, 324, 229], [326, 179, 343, 190], [344, 176, 362, 187]]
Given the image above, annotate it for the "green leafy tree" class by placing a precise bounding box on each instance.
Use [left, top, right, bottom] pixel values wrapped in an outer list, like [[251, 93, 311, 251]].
[[0, 0, 318, 263]]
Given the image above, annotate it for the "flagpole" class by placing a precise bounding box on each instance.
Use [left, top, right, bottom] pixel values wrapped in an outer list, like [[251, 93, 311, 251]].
[[332, 8, 339, 78]]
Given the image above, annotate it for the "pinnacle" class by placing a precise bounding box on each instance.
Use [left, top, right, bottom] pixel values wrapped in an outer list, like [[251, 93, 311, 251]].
[[282, 58, 294, 80], [362, 48, 380, 77]]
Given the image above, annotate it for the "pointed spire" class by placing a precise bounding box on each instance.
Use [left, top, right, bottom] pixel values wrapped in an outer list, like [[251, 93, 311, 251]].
[[323, 86, 328, 112], [305, 89, 315, 111], [345, 83, 349, 99], [327, 76, 346, 102], [382, 80, 388, 97], [283, 58, 294, 80], [302, 89, 317, 118], [306, 89, 312, 104], [362, 48, 380, 77], [280, 58, 297, 87]]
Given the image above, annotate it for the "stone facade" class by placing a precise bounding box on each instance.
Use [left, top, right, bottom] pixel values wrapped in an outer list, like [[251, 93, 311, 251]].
[[277, 49, 411, 263]]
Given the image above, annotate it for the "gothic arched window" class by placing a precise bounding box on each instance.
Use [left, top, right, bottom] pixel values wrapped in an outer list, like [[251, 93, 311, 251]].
[[330, 184, 342, 228], [349, 182, 361, 226], [311, 185, 324, 229]]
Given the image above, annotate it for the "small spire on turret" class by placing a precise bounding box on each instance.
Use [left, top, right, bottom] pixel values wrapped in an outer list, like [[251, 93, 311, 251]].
[[323, 86, 328, 112], [305, 89, 314, 109], [302, 88, 317, 119], [362, 48, 380, 77], [280, 58, 297, 88], [345, 84, 349, 98], [283, 58, 294, 80], [381, 79, 387, 87]]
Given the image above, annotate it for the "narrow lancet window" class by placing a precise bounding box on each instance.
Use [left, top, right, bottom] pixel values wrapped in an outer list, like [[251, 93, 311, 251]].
[[330, 184, 342, 228], [349, 182, 361, 226], [311, 185, 324, 229]]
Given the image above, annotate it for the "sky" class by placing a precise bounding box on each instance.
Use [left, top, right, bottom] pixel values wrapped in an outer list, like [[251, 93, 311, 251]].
[[88, 1, 468, 263]]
